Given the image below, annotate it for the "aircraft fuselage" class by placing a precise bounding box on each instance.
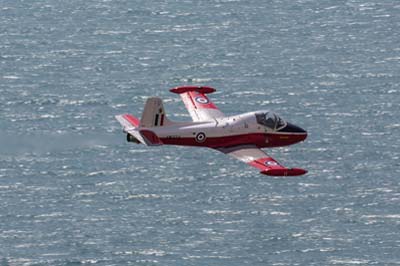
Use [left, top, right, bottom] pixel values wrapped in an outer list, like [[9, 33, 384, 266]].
[[139, 112, 307, 149]]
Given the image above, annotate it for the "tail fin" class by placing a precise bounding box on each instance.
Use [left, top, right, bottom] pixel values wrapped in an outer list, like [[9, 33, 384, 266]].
[[140, 97, 175, 128]]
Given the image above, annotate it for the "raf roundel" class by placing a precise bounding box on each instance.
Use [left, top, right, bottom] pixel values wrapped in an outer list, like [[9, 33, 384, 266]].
[[195, 97, 209, 104], [265, 161, 279, 166], [195, 132, 207, 143]]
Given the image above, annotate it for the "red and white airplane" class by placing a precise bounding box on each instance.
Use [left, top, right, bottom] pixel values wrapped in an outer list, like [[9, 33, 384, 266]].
[[116, 86, 307, 176]]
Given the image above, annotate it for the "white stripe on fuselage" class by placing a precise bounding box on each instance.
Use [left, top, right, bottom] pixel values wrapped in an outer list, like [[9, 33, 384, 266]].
[[148, 112, 263, 139]]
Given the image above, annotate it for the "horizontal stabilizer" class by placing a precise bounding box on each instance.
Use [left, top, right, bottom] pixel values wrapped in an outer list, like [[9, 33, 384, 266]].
[[115, 114, 162, 146], [115, 114, 140, 128]]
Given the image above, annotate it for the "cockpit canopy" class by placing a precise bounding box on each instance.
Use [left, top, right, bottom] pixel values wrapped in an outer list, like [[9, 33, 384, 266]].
[[255, 112, 286, 130]]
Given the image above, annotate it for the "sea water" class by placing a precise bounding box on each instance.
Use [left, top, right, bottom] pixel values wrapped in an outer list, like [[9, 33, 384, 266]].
[[1, 0, 400, 265]]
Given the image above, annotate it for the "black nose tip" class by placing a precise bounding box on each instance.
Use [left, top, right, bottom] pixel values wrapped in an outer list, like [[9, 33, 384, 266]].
[[280, 123, 307, 134]]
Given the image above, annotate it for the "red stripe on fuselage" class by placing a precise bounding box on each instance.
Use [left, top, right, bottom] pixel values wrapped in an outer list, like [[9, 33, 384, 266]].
[[160, 133, 306, 148]]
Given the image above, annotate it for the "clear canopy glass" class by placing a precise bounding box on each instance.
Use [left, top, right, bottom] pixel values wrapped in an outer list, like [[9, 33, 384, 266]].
[[255, 112, 286, 130]]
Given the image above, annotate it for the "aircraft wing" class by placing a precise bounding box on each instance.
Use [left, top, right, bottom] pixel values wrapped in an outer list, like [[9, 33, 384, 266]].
[[217, 145, 307, 176], [170, 86, 225, 122]]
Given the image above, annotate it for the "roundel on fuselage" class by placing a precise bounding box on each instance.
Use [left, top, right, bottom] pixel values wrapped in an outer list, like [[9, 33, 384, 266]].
[[195, 132, 206, 143]]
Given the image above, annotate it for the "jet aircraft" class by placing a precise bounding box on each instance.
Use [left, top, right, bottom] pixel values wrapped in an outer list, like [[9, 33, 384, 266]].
[[116, 86, 307, 176]]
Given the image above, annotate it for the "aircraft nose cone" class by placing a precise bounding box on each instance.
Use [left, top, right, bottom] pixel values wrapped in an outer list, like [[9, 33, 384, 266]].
[[278, 123, 308, 142], [282, 123, 307, 134]]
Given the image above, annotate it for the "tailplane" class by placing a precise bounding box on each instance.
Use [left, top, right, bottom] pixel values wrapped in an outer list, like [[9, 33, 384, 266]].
[[115, 113, 162, 146]]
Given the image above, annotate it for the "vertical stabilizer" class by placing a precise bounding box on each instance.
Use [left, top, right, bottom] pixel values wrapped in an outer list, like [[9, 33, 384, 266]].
[[140, 97, 174, 128]]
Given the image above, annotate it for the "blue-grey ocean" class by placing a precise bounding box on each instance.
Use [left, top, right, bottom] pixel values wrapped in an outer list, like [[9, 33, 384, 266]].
[[1, 0, 400, 265]]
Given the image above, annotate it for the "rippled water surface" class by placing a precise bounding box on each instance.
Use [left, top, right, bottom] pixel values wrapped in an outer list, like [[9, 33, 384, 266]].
[[1, 0, 400, 265]]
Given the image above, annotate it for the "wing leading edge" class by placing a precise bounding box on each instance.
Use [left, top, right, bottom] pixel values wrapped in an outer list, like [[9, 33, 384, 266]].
[[217, 145, 307, 176], [170, 86, 225, 122]]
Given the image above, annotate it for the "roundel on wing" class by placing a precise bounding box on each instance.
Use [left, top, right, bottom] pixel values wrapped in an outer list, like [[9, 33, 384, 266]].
[[195, 97, 209, 104], [265, 160, 278, 166], [195, 132, 207, 143]]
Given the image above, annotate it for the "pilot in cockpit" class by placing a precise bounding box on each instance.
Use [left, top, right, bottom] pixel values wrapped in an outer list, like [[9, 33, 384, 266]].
[[255, 112, 287, 131], [255, 111, 307, 133]]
